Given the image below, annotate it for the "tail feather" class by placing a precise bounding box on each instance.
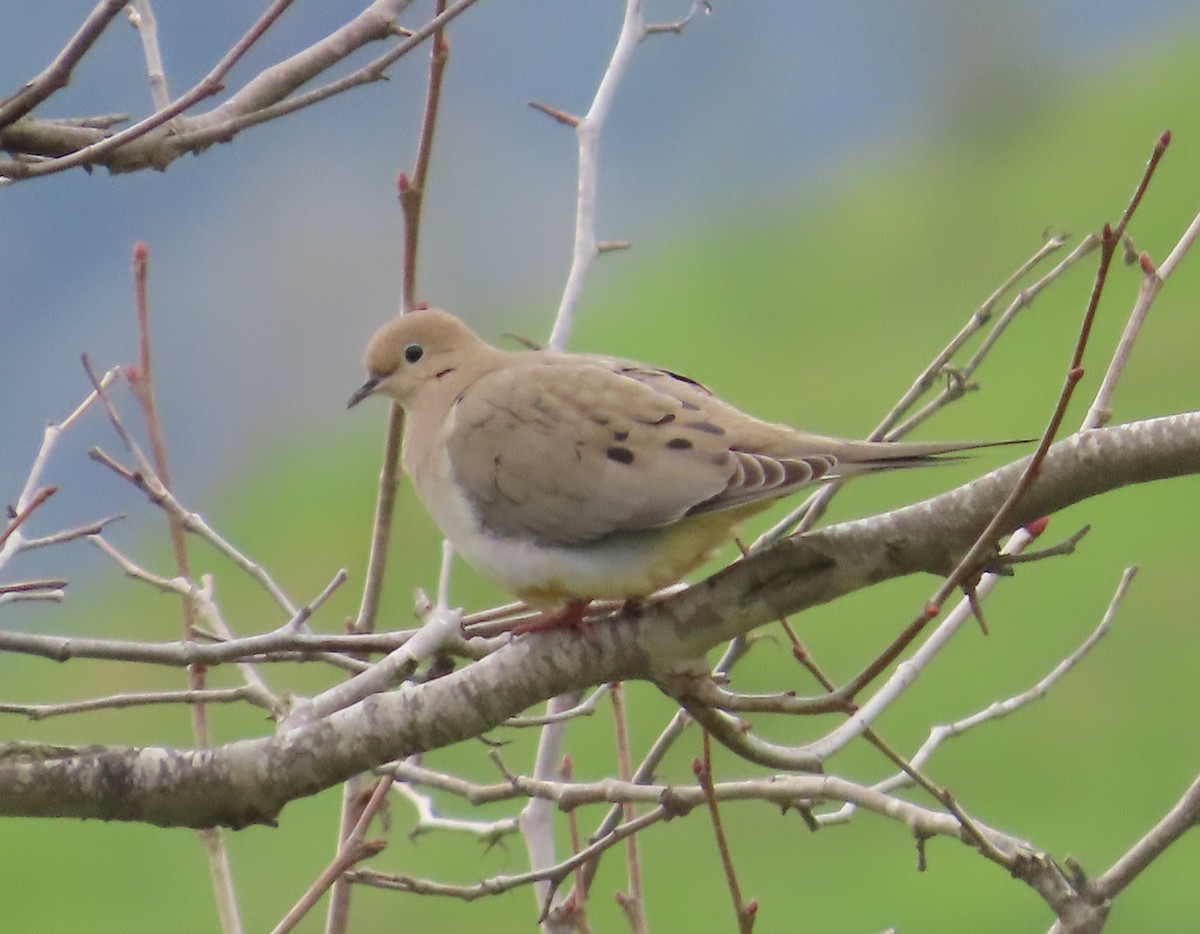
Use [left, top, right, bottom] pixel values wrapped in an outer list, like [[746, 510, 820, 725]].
[[833, 437, 1033, 477]]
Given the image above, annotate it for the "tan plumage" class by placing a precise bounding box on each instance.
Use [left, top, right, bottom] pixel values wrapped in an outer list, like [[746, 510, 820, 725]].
[[349, 309, 1008, 608]]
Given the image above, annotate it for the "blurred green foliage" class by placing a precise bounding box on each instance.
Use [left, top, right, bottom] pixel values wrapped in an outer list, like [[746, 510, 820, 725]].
[[6, 31, 1200, 934]]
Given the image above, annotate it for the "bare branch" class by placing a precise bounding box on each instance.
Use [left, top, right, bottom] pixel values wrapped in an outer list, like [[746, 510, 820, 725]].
[[0, 687, 263, 720], [3, 0, 301, 182], [0, 0, 127, 129], [155, 0, 481, 164], [1, 367, 119, 574], [820, 567, 1133, 828], [756, 231, 1093, 546], [126, 0, 170, 111], [547, 0, 703, 350], [272, 776, 392, 934], [520, 691, 585, 920], [1094, 774, 1200, 901], [0, 0, 486, 183], [393, 776, 519, 842]]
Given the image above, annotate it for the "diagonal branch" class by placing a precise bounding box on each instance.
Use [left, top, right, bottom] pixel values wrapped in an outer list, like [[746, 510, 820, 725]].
[[0, 0, 127, 130], [0, 415, 1197, 827]]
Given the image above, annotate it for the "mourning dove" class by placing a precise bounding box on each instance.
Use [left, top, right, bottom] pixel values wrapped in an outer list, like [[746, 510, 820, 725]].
[[349, 309, 1012, 610]]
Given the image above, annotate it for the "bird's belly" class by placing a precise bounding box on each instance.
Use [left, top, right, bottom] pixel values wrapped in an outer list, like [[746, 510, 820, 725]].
[[454, 521, 732, 608], [451, 501, 748, 605], [411, 446, 748, 608]]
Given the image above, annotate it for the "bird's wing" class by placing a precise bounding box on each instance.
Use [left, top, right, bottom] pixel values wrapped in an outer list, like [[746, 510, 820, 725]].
[[445, 355, 840, 545]]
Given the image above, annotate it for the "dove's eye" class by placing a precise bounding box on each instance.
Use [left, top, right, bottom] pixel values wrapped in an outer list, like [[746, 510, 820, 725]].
[[404, 343, 424, 364]]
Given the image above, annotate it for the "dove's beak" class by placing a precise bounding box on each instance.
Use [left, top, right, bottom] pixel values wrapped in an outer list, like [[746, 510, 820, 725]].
[[347, 375, 382, 409]]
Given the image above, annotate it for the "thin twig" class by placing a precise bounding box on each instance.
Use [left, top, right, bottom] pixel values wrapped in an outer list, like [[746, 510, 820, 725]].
[[350, 770, 1041, 902], [0, 686, 262, 720], [756, 231, 1092, 546], [1095, 774, 1200, 901], [610, 683, 646, 934], [819, 567, 1134, 827], [124, 242, 244, 933], [351, 407, 403, 635], [89, 537, 280, 708], [18, 514, 123, 550], [0, 580, 68, 596], [126, 0, 170, 110], [0, 622, 490, 669], [543, 0, 704, 350], [398, 0, 448, 311], [85, 436, 300, 617], [887, 233, 1101, 440], [0, 0, 127, 129], [834, 134, 1167, 708], [1, 367, 118, 572], [505, 686, 609, 726], [936, 132, 1168, 599], [163, 0, 482, 159], [273, 776, 393, 934], [520, 691, 585, 921], [558, 755, 591, 929], [577, 639, 746, 896], [8, 0, 301, 181], [393, 776, 519, 842], [351, 807, 670, 909], [546, 0, 645, 351], [0, 486, 57, 551], [698, 731, 755, 933]]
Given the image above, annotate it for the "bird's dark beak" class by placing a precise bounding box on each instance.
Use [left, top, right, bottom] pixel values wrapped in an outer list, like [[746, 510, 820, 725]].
[[347, 374, 382, 409]]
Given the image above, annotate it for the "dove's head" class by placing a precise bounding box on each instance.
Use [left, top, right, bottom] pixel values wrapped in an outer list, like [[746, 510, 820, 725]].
[[348, 309, 492, 409]]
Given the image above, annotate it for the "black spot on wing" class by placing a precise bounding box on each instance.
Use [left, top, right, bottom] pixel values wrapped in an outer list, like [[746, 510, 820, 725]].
[[612, 430, 629, 442], [687, 420, 726, 436], [666, 437, 693, 450], [606, 446, 635, 464]]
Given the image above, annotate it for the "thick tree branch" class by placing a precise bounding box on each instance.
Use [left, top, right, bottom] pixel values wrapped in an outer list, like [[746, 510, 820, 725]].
[[0, 414, 1196, 828]]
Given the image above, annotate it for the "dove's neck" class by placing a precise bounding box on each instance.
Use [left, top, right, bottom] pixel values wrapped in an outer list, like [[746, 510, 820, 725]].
[[399, 348, 508, 479]]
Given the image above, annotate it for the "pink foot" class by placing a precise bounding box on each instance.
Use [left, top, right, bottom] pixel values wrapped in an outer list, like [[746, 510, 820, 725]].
[[512, 599, 593, 635]]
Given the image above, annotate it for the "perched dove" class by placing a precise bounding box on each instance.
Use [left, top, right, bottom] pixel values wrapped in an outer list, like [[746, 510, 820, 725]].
[[349, 309, 1010, 610]]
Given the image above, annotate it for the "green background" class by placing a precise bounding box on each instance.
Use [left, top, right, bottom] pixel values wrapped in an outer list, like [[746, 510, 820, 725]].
[[6, 27, 1200, 934]]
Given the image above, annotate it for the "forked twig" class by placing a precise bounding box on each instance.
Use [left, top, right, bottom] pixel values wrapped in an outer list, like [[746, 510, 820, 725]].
[[0, 0, 127, 129], [819, 567, 1134, 827], [9, 0, 300, 181], [831, 132, 1169, 716]]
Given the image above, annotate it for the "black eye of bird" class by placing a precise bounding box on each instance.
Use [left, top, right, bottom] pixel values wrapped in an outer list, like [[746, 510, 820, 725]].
[[404, 343, 424, 364]]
